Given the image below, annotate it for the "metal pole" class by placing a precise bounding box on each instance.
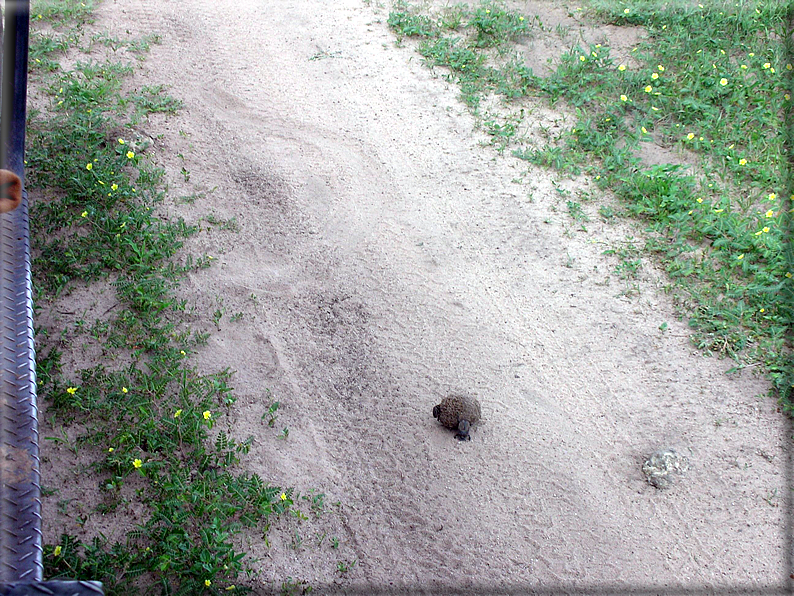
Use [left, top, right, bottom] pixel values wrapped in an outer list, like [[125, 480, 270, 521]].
[[0, 0, 40, 584]]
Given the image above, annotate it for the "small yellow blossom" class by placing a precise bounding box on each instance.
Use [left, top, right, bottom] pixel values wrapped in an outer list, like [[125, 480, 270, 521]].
[[180, 350, 186, 356], [624, 8, 630, 13], [591, 51, 597, 58], [739, 158, 747, 165], [651, 73, 658, 80], [687, 133, 695, 140], [749, 53, 755, 57], [760, 308, 765, 313], [765, 210, 774, 217], [133, 459, 142, 469], [280, 493, 287, 500], [763, 62, 770, 69], [519, 16, 524, 21], [81, 211, 88, 217], [226, 587, 236, 592], [696, 198, 703, 203], [651, 106, 659, 111], [657, 65, 665, 72], [203, 410, 212, 420], [770, 67, 775, 74], [641, 127, 648, 134], [108, 447, 114, 453], [719, 78, 728, 86], [644, 85, 652, 93], [763, 226, 770, 233], [66, 387, 78, 395], [111, 183, 118, 191], [174, 409, 182, 418], [688, 210, 693, 215], [53, 546, 62, 556], [768, 193, 777, 201], [786, 94, 791, 101], [122, 387, 128, 394], [580, 55, 586, 62], [788, 64, 793, 71], [85, 163, 93, 171], [740, 64, 747, 69], [620, 94, 628, 102], [714, 208, 724, 213], [118, 138, 125, 144], [205, 580, 212, 587], [737, 254, 744, 260], [126, 151, 135, 159], [618, 64, 626, 71], [699, 137, 704, 141], [595, 175, 601, 180], [786, 272, 792, 278]]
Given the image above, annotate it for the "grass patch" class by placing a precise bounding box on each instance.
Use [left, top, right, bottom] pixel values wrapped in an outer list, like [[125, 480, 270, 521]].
[[388, 0, 793, 405], [28, 1, 319, 593]]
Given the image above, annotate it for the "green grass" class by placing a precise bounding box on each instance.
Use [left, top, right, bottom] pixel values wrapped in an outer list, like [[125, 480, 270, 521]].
[[28, 1, 322, 593], [388, 0, 793, 405]]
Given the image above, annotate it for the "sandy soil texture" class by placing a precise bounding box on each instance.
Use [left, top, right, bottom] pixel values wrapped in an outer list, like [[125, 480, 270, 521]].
[[48, 0, 789, 593]]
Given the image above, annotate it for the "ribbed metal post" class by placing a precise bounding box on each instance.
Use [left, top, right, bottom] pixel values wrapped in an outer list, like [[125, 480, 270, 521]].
[[0, 0, 41, 585]]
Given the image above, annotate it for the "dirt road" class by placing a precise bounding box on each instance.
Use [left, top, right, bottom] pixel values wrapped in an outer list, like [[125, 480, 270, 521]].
[[96, 0, 786, 592]]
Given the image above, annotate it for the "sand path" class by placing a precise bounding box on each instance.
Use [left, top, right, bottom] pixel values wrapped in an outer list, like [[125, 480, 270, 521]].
[[95, 0, 787, 592]]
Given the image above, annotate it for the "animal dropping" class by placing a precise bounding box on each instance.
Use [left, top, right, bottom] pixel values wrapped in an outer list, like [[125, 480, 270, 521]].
[[0, 169, 22, 214], [433, 394, 481, 441]]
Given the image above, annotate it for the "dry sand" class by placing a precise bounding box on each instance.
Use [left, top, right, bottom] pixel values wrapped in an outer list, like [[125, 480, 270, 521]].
[[45, 0, 790, 593]]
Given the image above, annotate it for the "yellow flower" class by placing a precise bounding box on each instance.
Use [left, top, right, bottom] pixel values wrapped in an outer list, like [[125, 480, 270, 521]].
[[66, 387, 78, 395], [719, 78, 728, 86], [618, 64, 626, 71], [763, 226, 770, 233], [226, 587, 236, 592], [651, 106, 659, 111], [699, 137, 704, 141], [620, 94, 627, 102], [111, 183, 118, 191], [623, 8, 630, 13], [788, 64, 793, 71], [765, 210, 774, 217], [591, 51, 597, 57], [81, 211, 88, 217], [696, 198, 703, 203], [644, 85, 652, 93], [657, 65, 665, 71], [280, 493, 287, 501], [768, 193, 777, 201], [174, 409, 182, 418], [737, 254, 744, 260], [203, 410, 211, 420], [786, 272, 792, 278], [595, 175, 601, 180], [770, 67, 775, 74], [738, 158, 747, 165], [740, 64, 747, 69], [580, 55, 586, 62], [108, 447, 114, 452], [126, 151, 135, 159], [760, 308, 765, 313], [53, 546, 62, 556], [714, 208, 724, 213], [651, 73, 658, 80], [118, 138, 125, 144], [749, 53, 755, 57], [85, 163, 93, 170], [641, 127, 648, 134], [133, 458, 143, 469], [122, 387, 128, 393], [205, 580, 212, 587], [763, 62, 770, 69], [519, 16, 524, 21], [687, 133, 695, 140], [688, 210, 693, 215], [786, 94, 791, 101]]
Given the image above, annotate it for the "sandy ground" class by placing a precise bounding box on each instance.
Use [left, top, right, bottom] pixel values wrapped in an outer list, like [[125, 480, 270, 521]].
[[43, 0, 790, 593]]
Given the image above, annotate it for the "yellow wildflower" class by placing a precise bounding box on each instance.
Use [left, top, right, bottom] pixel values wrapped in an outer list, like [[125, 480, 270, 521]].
[[687, 133, 695, 140], [651, 73, 658, 80], [205, 580, 212, 587], [53, 546, 62, 556], [696, 198, 703, 203], [280, 493, 287, 501], [81, 211, 88, 217], [108, 447, 114, 452], [111, 183, 118, 191], [118, 138, 125, 144], [133, 459, 142, 469], [174, 409, 182, 418], [737, 254, 744, 260], [85, 163, 93, 170], [763, 62, 770, 69], [644, 85, 652, 93], [203, 410, 212, 420], [66, 387, 77, 395], [122, 387, 128, 393], [620, 94, 628, 102], [719, 78, 728, 86], [657, 65, 665, 71], [738, 158, 747, 165], [618, 64, 626, 71], [126, 151, 135, 159], [765, 210, 774, 217], [768, 193, 777, 201]]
